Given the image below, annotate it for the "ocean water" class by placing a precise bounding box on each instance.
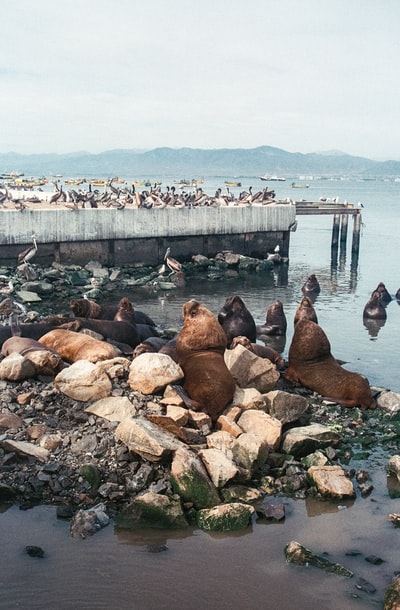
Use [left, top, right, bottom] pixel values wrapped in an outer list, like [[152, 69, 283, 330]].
[[1, 176, 399, 609]]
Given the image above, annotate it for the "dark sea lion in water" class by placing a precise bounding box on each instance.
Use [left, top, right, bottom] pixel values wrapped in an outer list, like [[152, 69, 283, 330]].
[[218, 295, 257, 345], [373, 282, 392, 304], [176, 300, 236, 421], [301, 274, 321, 296], [1, 336, 65, 375], [256, 300, 287, 336], [285, 319, 376, 410], [39, 328, 119, 363], [396, 288, 400, 300], [363, 290, 387, 320], [294, 296, 318, 325], [230, 335, 285, 371]]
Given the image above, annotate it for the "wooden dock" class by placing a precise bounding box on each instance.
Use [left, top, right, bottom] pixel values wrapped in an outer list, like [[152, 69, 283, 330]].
[[294, 200, 362, 262]]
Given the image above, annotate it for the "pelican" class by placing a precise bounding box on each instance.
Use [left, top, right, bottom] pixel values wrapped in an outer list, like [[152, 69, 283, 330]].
[[17, 235, 37, 265], [164, 247, 182, 273]]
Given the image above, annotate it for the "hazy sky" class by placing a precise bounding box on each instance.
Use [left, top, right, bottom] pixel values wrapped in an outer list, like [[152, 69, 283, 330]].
[[1, 0, 399, 159]]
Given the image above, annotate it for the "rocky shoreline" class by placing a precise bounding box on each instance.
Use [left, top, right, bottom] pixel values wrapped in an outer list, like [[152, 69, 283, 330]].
[[1, 255, 400, 606]]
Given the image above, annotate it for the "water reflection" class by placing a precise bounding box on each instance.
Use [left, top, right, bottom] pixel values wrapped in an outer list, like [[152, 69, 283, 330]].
[[305, 496, 355, 517], [363, 317, 386, 338]]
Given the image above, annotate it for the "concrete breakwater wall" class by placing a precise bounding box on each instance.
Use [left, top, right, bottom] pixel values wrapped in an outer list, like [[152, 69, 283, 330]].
[[0, 204, 296, 267]]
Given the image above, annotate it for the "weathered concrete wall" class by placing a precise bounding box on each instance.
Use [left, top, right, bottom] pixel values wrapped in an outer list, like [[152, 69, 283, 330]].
[[0, 204, 296, 267]]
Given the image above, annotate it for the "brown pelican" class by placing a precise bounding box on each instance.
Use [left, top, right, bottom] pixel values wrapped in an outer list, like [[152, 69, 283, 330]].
[[164, 247, 182, 273], [17, 235, 38, 265]]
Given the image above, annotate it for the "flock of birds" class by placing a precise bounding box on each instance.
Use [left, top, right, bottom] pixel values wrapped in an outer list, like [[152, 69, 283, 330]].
[[0, 179, 281, 211]]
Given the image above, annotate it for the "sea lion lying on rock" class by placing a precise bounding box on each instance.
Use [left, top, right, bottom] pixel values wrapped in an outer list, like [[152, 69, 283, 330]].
[[59, 317, 144, 348], [132, 337, 168, 358], [176, 300, 236, 421], [0, 317, 66, 349], [39, 328, 119, 363], [70, 297, 156, 326], [230, 335, 285, 371], [218, 295, 257, 344], [285, 319, 376, 410], [256, 300, 287, 336], [1, 336, 66, 375]]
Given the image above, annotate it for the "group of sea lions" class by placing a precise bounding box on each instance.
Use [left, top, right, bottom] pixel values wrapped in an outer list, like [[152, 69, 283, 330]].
[[2, 276, 392, 419]]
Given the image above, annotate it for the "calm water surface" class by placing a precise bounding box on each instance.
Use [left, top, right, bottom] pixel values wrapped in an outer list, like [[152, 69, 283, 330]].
[[1, 177, 399, 609]]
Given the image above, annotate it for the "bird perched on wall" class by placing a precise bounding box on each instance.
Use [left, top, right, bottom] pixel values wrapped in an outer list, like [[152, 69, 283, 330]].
[[164, 247, 183, 274]]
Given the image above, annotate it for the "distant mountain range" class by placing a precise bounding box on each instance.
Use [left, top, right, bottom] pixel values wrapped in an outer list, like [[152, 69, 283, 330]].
[[1, 145, 400, 178]]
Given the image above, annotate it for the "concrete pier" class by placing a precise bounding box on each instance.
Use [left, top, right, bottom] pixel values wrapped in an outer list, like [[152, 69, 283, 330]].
[[0, 204, 296, 267]]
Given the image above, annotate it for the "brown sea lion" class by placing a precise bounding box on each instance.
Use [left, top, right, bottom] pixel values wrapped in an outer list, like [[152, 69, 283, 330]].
[[256, 300, 287, 336], [218, 295, 257, 344], [294, 296, 318, 325], [1, 336, 65, 376], [363, 290, 387, 320], [285, 319, 376, 410], [70, 297, 156, 326], [132, 337, 167, 358], [60, 317, 141, 348], [0, 318, 65, 349], [373, 282, 392, 304], [39, 329, 119, 363], [176, 300, 236, 421], [230, 335, 285, 371], [301, 274, 321, 295]]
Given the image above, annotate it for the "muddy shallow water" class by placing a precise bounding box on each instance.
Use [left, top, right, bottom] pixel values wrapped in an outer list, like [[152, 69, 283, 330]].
[[1, 452, 399, 610]]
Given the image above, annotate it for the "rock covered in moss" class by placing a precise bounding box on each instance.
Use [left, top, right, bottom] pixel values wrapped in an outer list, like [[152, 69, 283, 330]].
[[196, 502, 255, 531]]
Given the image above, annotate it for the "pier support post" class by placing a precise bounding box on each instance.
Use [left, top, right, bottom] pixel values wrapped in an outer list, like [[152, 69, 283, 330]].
[[331, 214, 340, 249], [351, 212, 361, 255], [340, 214, 348, 246]]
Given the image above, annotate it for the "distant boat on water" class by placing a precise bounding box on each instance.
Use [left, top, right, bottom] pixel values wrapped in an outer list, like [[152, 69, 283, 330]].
[[260, 174, 286, 182], [291, 182, 309, 188]]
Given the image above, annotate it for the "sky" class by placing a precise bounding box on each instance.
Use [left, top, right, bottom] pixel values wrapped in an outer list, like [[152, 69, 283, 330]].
[[1, 0, 400, 160]]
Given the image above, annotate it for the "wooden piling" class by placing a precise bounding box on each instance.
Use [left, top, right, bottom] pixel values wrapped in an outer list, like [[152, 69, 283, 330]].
[[351, 212, 361, 254], [331, 214, 340, 248]]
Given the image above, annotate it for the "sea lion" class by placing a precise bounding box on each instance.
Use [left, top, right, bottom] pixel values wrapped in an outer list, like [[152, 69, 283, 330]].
[[218, 295, 257, 345], [230, 335, 285, 371], [0, 318, 65, 349], [1, 336, 65, 376], [132, 337, 167, 358], [176, 300, 236, 421], [294, 296, 318, 325], [39, 328, 119, 363], [60, 317, 141, 348], [285, 319, 376, 410], [373, 282, 392, 304], [256, 300, 287, 336], [396, 288, 400, 300], [70, 297, 156, 326], [301, 274, 321, 295], [363, 290, 387, 320]]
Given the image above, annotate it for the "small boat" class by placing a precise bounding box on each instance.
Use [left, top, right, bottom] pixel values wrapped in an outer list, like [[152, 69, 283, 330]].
[[225, 181, 242, 187], [291, 182, 309, 188], [260, 174, 286, 181], [65, 178, 85, 186], [90, 179, 108, 187]]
